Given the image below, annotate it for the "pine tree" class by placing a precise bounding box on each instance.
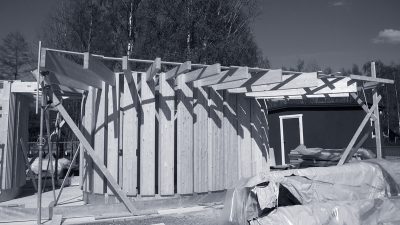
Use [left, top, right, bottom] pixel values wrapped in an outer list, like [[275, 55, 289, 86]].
[[0, 32, 33, 80]]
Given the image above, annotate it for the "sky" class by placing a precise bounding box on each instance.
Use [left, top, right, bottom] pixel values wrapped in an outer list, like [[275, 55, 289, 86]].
[[252, 0, 400, 70], [0, 0, 57, 48], [0, 0, 399, 71]]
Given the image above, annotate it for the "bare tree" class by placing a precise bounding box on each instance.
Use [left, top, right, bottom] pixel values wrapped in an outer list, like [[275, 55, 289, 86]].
[[0, 32, 33, 80]]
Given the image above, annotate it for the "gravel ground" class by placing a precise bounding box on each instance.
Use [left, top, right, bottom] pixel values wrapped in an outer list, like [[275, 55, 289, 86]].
[[81, 207, 224, 225]]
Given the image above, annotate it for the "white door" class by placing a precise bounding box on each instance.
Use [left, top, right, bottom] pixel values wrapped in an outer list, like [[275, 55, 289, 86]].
[[279, 114, 304, 165]]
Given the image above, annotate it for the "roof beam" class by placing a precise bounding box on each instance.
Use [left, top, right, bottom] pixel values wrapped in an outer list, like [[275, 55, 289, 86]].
[[145, 57, 161, 81], [350, 74, 394, 84], [210, 69, 282, 91], [40, 49, 102, 89], [165, 61, 191, 80], [182, 63, 221, 83], [192, 67, 249, 88], [83, 53, 116, 86], [255, 93, 350, 100], [228, 72, 317, 93]]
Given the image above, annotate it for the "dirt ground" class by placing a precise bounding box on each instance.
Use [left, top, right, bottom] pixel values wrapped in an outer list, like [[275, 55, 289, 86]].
[[79, 207, 224, 225]]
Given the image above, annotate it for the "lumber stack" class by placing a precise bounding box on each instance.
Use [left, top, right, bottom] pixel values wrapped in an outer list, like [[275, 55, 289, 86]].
[[289, 144, 375, 168]]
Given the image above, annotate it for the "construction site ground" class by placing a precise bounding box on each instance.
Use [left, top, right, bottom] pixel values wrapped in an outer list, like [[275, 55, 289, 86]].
[[0, 181, 225, 225]]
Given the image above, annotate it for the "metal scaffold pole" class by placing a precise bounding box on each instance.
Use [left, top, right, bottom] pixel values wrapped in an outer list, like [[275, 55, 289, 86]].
[[37, 85, 45, 225]]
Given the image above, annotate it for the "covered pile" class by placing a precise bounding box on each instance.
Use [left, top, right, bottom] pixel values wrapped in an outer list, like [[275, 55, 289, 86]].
[[222, 159, 400, 225]]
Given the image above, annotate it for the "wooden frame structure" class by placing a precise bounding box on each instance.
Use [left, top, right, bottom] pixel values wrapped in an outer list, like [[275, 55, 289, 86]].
[[1, 45, 393, 224]]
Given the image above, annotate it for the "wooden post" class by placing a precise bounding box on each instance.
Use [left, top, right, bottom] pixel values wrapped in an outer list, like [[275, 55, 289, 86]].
[[371, 62, 382, 159]]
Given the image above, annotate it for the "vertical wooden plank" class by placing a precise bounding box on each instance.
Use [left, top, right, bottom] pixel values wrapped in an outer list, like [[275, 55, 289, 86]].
[[0, 81, 11, 189], [107, 75, 119, 195], [250, 100, 264, 175], [122, 72, 139, 196], [158, 73, 175, 195], [208, 88, 224, 191], [5, 92, 16, 189], [93, 82, 107, 194], [237, 95, 252, 179], [193, 86, 208, 193], [371, 62, 382, 159], [82, 87, 95, 193], [12, 94, 21, 188], [176, 75, 194, 194], [223, 92, 239, 189], [16, 95, 28, 187], [140, 72, 156, 196], [259, 108, 271, 172]]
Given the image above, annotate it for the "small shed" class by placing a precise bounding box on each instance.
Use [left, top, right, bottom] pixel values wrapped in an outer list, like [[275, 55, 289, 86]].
[[0, 81, 29, 202], [266, 102, 378, 165]]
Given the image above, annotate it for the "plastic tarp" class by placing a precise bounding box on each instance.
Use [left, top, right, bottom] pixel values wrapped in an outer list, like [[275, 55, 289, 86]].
[[251, 197, 400, 225], [222, 159, 400, 225]]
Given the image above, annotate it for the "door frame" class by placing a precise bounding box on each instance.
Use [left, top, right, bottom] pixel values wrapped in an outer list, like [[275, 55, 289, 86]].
[[279, 114, 304, 165]]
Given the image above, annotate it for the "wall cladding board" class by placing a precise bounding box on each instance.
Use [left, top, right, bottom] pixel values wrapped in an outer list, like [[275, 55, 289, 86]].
[[80, 73, 271, 197]]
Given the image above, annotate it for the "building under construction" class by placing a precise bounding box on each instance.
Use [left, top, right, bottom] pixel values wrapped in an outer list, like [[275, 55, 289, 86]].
[[0, 46, 399, 225]]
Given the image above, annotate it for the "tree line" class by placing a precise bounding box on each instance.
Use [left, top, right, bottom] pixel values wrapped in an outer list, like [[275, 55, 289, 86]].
[[0, 0, 399, 141]]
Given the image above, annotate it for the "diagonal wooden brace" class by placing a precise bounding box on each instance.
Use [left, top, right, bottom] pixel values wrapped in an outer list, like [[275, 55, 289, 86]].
[[51, 94, 136, 214], [19, 138, 38, 191], [350, 93, 378, 121], [338, 95, 381, 165]]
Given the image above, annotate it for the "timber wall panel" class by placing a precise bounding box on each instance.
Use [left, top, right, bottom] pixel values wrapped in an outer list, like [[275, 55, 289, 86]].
[[13, 94, 28, 188], [193, 87, 208, 193], [208, 88, 224, 191], [250, 99, 264, 175], [223, 92, 239, 189], [139, 72, 156, 196], [107, 76, 119, 194], [237, 95, 252, 179], [122, 72, 139, 196], [82, 87, 95, 193], [93, 82, 107, 194], [158, 73, 175, 196], [4, 92, 16, 189], [0, 83, 27, 190], [176, 75, 194, 194], [0, 81, 10, 190], [81, 72, 272, 197]]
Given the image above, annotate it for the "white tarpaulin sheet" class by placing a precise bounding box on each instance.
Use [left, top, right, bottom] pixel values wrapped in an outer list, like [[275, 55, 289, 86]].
[[222, 159, 400, 225]]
